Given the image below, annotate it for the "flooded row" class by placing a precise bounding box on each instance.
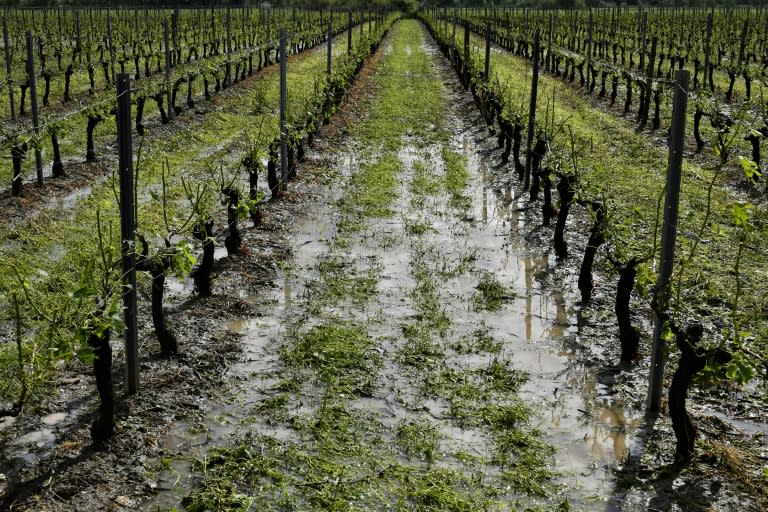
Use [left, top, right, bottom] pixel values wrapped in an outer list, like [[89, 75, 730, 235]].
[[147, 21, 648, 512]]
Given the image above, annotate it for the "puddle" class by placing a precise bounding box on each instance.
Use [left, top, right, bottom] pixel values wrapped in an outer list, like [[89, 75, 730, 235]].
[[704, 409, 768, 436], [44, 186, 93, 215], [12, 429, 56, 450], [447, 134, 640, 506], [40, 412, 68, 427], [165, 275, 193, 296], [0, 416, 17, 431], [213, 246, 228, 261]]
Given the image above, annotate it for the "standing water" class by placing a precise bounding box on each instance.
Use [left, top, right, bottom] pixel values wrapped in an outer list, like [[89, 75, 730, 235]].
[[146, 20, 646, 512]]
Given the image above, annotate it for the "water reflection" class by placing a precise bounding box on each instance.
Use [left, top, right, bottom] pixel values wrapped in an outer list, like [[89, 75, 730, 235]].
[[525, 251, 532, 340], [284, 281, 292, 310], [473, 142, 642, 506]]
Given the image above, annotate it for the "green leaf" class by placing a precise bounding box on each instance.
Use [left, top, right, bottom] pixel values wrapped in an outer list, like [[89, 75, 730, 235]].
[[724, 352, 755, 384], [77, 346, 95, 364], [171, 242, 196, 278], [738, 156, 761, 184], [731, 202, 753, 229], [661, 321, 675, 342], [634, 263, 654, 298], [235, 202, 251, 220], [71, 286, 97, 299]]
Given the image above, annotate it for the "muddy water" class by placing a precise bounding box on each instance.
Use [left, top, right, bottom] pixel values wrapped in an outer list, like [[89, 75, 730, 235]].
[[146, 24, 646, 512], [146, 173, 343, 510], [150, 150, 640, 511], [392, 124, 644, 508]]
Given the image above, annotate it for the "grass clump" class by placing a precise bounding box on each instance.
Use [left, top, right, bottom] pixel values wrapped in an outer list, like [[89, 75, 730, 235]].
[[405, 468, 493, 512], [482, 358, 528, 393], [281, 320, 379, 394], [450, 328, 504, 355], [399, 322, 445, 369], [252, 394, 289, 420], [396, 420, 441, 463], [404, 219, 436, 236], [411, 160, 442, 198], [184, 478, 253, 512], [473, 271, 516, 311], [350, 157, 402, 218], [494, 429, 556, 497], [442, 147, 471, 210], [307, 254, 379, 312], [408, 243, 452, 335], [337, 155, 401, 237], [297, 401, 381, 455], [480, 403, 534, 431]]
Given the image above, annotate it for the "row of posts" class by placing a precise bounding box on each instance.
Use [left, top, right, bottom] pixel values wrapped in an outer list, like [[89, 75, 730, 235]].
[[116, 25, 288, 391], [114, 36, 286, 391], [446, 15, 689, 416], [16, 9, 684, 417]]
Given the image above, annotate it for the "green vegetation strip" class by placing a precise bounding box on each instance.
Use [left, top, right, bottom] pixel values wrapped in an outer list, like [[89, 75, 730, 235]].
[[183, 20, 568, 512]]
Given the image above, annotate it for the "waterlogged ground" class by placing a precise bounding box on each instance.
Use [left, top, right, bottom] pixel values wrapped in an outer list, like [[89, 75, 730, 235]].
[[142, 20, 696, 512], [4, 18, 766, 512]]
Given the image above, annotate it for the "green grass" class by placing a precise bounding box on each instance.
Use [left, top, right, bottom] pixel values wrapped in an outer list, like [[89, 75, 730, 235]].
[[442, 147, 471, 211], [397, 420, 441, 463], [306, 254, 379, 313], [181, 19, 563, 512], [410, 160, 442, 198], [357, 23, 447, 151], [473, 271, 516, 311], [399, 321, 445, 369], [341, 156, 401, 221], [281, 320, 379, 394], [450, 328, 504, 355]]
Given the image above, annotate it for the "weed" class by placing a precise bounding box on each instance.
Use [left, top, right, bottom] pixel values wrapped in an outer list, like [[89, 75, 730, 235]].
[[450, 328, 503, 355], [397, 420, 441, 463], [253, 394, 289, 415], [437, 249, 478, 279], [348, 157, 402, 218], [482, 359, 528, 393], [281, 320, 379, 394], [405, 220, 435, 236], [274, 377, 301, 393], [306, 254, 379, 312], [411, 160, 442, 197], [184, 478, 252, 512], [473, 271, 516, 311], [405, 468, 490, 512], [399, 322, 445, 369]]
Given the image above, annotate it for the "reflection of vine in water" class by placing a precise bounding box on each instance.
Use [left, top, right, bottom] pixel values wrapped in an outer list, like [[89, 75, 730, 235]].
[[593, 400, 631, 463]]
